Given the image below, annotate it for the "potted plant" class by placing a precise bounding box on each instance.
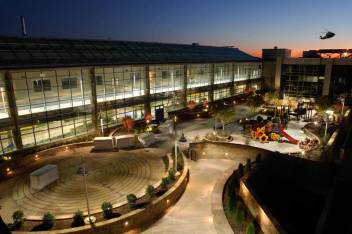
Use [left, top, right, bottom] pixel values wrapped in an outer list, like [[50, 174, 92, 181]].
[[72, 210, 84, 227], [101, 202, 113, 219], [12, 210, 24, 229], [126, 194, 137, 209], [145, 185, 155, 199], [42, 212, 54, 229]]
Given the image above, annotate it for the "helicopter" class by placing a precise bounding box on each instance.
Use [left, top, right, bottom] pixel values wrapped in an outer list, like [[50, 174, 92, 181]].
[[320, 30, 335, 40]]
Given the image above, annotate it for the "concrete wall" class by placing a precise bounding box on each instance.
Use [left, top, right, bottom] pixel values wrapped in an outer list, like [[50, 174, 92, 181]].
[[189, 142, 272, 161], [239, 178, 286, 234]]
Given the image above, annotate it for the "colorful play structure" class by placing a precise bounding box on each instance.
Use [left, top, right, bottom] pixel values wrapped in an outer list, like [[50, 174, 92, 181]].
[[249, 116, 299, 144]]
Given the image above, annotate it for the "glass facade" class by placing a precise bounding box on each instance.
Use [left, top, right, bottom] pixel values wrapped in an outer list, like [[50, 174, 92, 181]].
[[11, 68, 93, 148], [151, 97, 183, 119], [0, 61, 262, 156], [214, 88, 231, 100], [0, 130, 16, 154], [149, 65, 184, 94], [0, 72, 9, 119], [99, 104, 144, 129], [330, 65, 352, 98], [187, 91, 209, 104], [95, 66, 145, 102], [187, 64, 211, 88], [12, 69, 92, 115], [281, 65, 325, 97], [234, 63, 262, 81], [214, 63, 232, 84]]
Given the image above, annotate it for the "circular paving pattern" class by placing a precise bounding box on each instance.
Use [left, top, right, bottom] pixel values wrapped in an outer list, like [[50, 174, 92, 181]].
[[0, 146, 166, 221]]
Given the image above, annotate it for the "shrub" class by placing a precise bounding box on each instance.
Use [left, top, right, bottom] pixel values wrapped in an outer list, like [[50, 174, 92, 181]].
[[228, 194, 237, 213], [146, 185, 155, 198], [42, 212, 54, 229], [101, 202, 113, 219], [238, 163, 244, 178], [256, 153, 262, 164], [245, 158, 251, 172], [12, 210, 24, 228], [235, 206, 245, 224], [168, 168, 176, 182], [160, 177, 170, 191], [72, 210, 84, 227], [126, 194, 137, 208], [246, 222, 255, 234]]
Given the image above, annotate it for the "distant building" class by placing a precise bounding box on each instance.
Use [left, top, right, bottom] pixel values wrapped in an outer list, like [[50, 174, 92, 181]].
[[262, 48, 352, 99]]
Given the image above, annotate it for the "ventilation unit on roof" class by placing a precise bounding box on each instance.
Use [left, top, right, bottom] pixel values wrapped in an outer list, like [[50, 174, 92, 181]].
[[19, 16, 27, 37]]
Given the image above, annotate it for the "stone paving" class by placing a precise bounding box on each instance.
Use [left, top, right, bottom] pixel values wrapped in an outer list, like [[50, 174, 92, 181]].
[[143, 159, 238, 234], [0, 146, 166, 222]]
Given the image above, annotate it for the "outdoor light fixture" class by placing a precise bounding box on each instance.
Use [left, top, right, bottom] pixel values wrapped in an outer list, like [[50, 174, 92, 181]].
[[34, 154, 39, 160], [65, 146, 69, 151], [323, 110, 334, 144], [125, 221, 129, 226], [166, 199, 170, 204], [314, 121, 318, 126]]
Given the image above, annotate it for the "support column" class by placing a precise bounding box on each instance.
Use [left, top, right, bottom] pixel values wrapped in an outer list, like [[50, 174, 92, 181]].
[[209, 64, 215, 104], [230, 63, 235, 97], [183, 64, 188, 108], [323, 61, 333, 96], [144, 65, 151, 115], [89, 68, 98, 132], [4, 72, 23, 150], [274, 58, 282, 90]]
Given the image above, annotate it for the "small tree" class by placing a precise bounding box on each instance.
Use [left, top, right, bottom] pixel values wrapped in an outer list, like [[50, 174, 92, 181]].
[[146, 185, 155, 198], [168, 168, 176, 182], [12, 210, 24, 229], [238, 163, 244, 178], [42, 212, 54, 229], [246, 222, 255, 234], [126, 194, 137, 209], [72, 210, 84, 227], [235, 206, 245, 224], [122, 116, 135, 133], [160, 177, 170, 191], [245, 158, 251, 172], [101, 202, 113, 219]]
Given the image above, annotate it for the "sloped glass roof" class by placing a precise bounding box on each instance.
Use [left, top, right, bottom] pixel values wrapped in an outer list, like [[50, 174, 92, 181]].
[[0, 36, 260, 69]]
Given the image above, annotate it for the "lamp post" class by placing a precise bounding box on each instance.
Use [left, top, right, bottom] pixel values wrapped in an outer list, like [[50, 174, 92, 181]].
[[323, 110, 334, 145], [80, 156, 95, 224], [173, 115, 177, 136], [340, 96, 345, 117], [174, 140, 180, 176]]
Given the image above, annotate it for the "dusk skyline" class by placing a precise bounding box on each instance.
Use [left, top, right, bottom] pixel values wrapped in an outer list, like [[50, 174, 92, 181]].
[[0, 0, 351, 57]]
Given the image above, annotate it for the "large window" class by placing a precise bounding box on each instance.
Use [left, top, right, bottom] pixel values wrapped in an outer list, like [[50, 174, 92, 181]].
[[0, 73, 9, 119], [151, 97, 184, 119], [62, 77, 78, 89], [187, 91, 209, 104], [234, 63, 261, 81], [20, 110, 92, 148], [99, 104, 145, 129], [214, 88, 231, 100], [12, 68, 91, 115], [187, 64, 211, 88], [0, 130, 16, 154], [95, 66, 145, 103], [214, 63, 232, 84], [149, 64, 184, 94], [281, 65, 324, 97]]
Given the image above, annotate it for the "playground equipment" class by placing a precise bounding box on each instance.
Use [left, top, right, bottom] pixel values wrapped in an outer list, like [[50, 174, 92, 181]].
[[249, 116, 299, 144]]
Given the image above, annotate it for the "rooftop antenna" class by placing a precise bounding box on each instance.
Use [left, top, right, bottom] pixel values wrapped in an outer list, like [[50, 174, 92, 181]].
[[19, 16, 27, 37]]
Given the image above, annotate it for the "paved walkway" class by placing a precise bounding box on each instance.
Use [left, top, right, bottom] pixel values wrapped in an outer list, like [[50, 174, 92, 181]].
[[144, 159, 238, 234], [0, 147, 166, 222]]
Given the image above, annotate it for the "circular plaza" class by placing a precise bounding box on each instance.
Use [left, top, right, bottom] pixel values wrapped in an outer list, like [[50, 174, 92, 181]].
[[0, 145, 167, 223]]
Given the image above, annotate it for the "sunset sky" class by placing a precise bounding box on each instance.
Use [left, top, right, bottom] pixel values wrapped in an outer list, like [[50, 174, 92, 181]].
[[0, 0, 351, 57]]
